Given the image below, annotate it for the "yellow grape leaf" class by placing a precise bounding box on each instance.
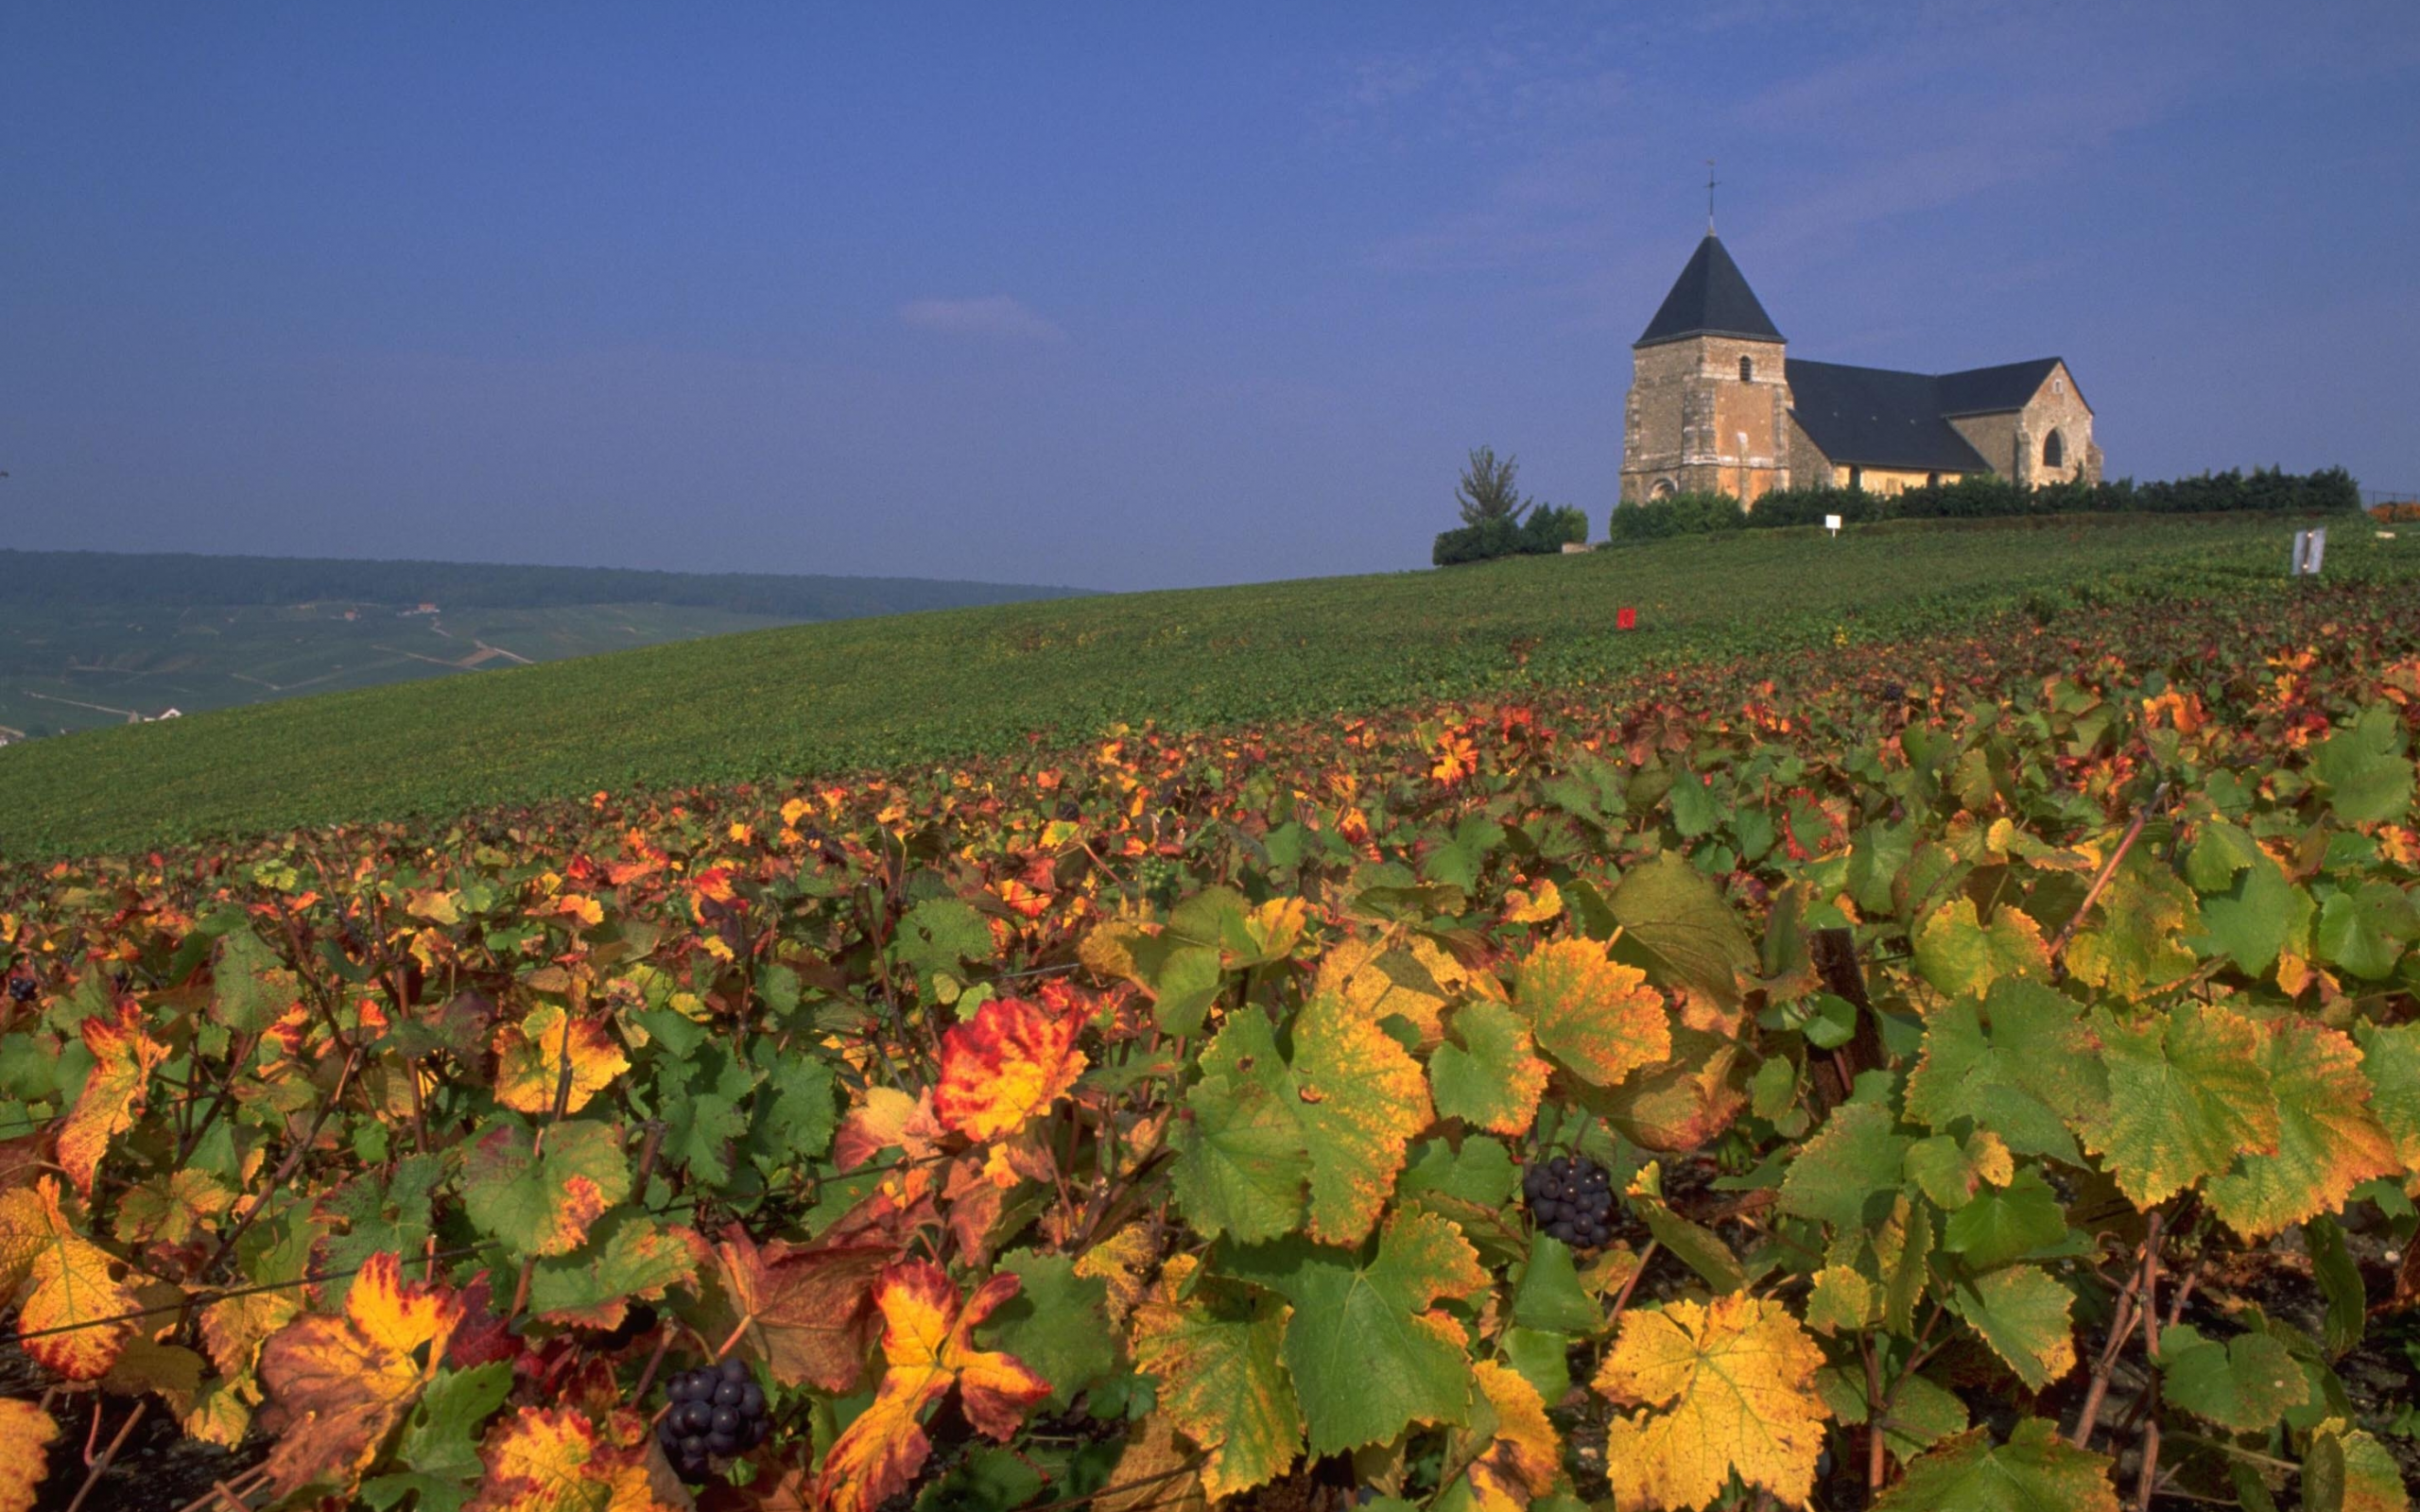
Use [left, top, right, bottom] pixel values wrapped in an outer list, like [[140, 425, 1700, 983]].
[[1074, 1222, 1159, 1325], [935, 995, 1088, 1142], [2205, 1019, 2400, 1239], [1094, 1411, 1208, 1512], [1313, 936, 1453, 1046], [1236, 896, 1309, 963], [1912, 899, 2051, 1000], [1594, 1292, 1827, 1511], [1456, 1360, 1562, 1511], [1129, 1256, 1303, 1502], [256, 1251, 463, 1502], [0, 1399, 57, 1512], [1512, 938, 1670, 1088], [1503, 880, 1565, 925], [469, 1405, 662, 1512], [0, 1176, 142, 1380], [58, 1004, 171, 1196], [493, 1005, 630, 1116], [811, 1261, 1050, 1512], [832, 1085, 945, 1170]]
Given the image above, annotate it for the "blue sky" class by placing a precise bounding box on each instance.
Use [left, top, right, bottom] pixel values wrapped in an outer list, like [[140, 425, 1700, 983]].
[[4, 2, 2415, 591]]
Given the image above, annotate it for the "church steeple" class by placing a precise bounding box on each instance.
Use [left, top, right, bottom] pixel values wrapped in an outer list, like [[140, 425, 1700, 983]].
[[1634, 233, 1784, 349]]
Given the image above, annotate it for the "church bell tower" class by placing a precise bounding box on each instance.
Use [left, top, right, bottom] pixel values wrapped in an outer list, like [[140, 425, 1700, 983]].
[[1619, 232, 1792, 505]]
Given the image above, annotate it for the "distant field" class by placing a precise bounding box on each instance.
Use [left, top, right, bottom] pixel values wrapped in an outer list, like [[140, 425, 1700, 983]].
[[2, 514, 2408, 857], [0, 549, 1087, 738]]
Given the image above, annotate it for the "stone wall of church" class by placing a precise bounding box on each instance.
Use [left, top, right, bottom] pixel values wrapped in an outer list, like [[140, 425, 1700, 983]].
[[1620, 335, 1791, 503], [1948, 362, 2097, 485]]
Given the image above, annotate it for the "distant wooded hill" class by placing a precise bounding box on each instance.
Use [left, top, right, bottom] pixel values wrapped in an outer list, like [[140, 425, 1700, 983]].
[[0, 550, 1090, 618]]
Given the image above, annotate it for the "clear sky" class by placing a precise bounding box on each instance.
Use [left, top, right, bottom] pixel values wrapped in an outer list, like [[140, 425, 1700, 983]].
[[5, 3, 2415, 591]]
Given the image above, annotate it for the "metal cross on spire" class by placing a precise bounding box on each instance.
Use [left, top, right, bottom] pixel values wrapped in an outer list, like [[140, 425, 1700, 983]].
[[1705, 160, 1718, 232]]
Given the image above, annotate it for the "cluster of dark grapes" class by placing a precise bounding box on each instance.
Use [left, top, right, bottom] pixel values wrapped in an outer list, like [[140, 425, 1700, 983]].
[[1523, 1155, 1614, 1249], [658, 1359, 769, 1483], [6, 977, 35, 1004]]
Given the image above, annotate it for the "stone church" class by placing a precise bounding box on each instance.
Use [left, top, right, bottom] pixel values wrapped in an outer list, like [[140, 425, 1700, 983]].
[[1618, 232, 2100, 504]]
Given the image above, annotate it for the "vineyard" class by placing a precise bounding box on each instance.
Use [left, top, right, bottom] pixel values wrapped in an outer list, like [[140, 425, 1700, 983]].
[[4, 512, 2409, 860], [1, 569, 2417, 1508]]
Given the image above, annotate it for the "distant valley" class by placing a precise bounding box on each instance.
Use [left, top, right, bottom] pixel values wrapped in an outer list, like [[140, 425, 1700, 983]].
[[0, 549, 1088, 739]]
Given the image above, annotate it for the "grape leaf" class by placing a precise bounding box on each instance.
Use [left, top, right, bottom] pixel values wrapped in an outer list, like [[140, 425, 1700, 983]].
[[2315, 882, 2417, 981], [1512, 1234, 1601, 1334], [2204, 1019, 2399, 1239], [359, 1363, 515, 1512], [1948, 1264, 2076, 1390], [1873, 1418, 2118, 1511], [1429, 1000, 1549, 1136], [1913, 899, 2050, 999], [2074, 1003, 2277, 1210], [1221, 1208, 1487, 1456], [1171, 996, 1430, 1246], [2310, 704, 2414, 823], [58, 1004, 170, 1196], [937, 994, 1088, 1141], [711, 1225, 890, 1391], [2158, 1324, 2308, 1433], [467, 1404, 658, 1512], [2063, 857, 2200, 1002], [1129, 1256, 1303, 1501], [812, 1262, 1050, 1512], [0, 1176, 140, 1380], [1592, 1292, 1827, 1511], [2186, 822, 2306, 976], [979, 1248, 1116, 1408], [1942, 1169, 2067, 1271], [1450, 1360, 1562, 1512], [211, 928, 302, 1035], [0, 1399, 57, 1512], [256, 1252, 463, 1503], [490, 1005, 629, 1117], [1512, 938, 1669, 1089], [458, 1120, 630, 1258], [1606, 850, 1757, 1006], [2355, 1021, 2420, 1172], [1779, 1101, 1914, 1233], [2302, 1416, 2411, 1512], [1903, 981, 2102, 1163], [526, 1211, 705, 1329]]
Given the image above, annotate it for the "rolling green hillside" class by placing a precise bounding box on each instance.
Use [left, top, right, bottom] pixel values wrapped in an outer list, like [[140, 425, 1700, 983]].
[[3, 515, 2407, 858], [0, 550, 1087, 738]]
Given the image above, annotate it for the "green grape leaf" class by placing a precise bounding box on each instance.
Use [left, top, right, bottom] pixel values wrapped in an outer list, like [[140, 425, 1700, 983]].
[[1428, 1001, 1548, 1136], [2310, 704, 2414, 823], [458, 1119, 631, 1258], [2186, 822, 2306, 976], [1941, 1169, 2066, 1272], [1399, 1136, 1519, 1210], [1511, 1234, 1600, 1335], [357, 1363, 516, 1512], [1171, 998, 1430, 1246], [1903, 981, 2102, 1163], [211, 930, 302, 1035], [1948, 1265, 2076, 1390], [2301, 1416, 2411, 1512], [980, 1249, 1117, 1409], [2355, 1021, 2420, 1173], [1778, 1101, 1913, 1233], [890, 897, 996, 979], [1873, 1418, 2118, 1511], [1171, 1008, 1307, 1244], [1221, 1209, 1485, 1456], [2158, 1323, 2308, 1433], [2315, 882, 2416, 982], [2205, 1019, 2399, 1239], [526, 1211, 703, 1328], [1606, 850, 1757, 1006], [313, 1154, 444, 1306], [2074, 1003, 2277, 1210]]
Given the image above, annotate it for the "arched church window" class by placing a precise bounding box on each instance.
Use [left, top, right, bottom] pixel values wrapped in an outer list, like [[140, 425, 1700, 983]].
[[2044, 430, 2066, 470], [1739, 356, 1754, 382], [1651, 478, 1676, 499]]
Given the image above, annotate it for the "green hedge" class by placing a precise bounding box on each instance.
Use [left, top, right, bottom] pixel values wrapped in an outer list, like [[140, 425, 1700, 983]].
[[1610, 466, 2360, 541], [1433, 505, 1591, 566]]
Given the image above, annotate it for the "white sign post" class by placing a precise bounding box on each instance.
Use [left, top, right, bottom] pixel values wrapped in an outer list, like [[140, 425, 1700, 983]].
[[2291, 526, 2327, 576], [1824, 513, 1842, 538]]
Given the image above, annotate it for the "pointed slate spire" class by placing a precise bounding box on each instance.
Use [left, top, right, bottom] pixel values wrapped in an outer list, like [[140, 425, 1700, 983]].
[[1634, 233, 1783, 349]]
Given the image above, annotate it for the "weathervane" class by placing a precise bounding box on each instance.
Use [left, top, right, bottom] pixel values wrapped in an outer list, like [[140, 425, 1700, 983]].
[[1706, 160, 1718, 232]]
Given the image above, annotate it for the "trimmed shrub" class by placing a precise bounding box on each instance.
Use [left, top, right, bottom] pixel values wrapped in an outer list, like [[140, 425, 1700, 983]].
[[1520, 505, 1590, 553], [1609, 491, 1746, 542], [1434, 505, 1591, 565]]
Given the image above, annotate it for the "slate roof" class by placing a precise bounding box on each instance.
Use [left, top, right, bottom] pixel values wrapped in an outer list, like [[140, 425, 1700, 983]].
[[1636, 234, 1784, 348], [1785, 357, 2071, 472]]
